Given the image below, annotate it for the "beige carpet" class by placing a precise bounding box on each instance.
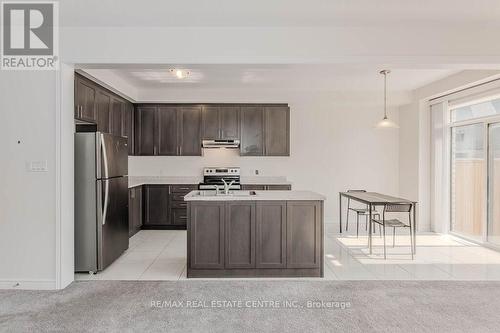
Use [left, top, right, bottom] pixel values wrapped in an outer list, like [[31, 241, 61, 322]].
[[1, 280, 499, 332]]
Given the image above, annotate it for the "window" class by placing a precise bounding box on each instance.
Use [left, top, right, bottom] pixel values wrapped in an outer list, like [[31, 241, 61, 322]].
[[451, 96, 500, 122]]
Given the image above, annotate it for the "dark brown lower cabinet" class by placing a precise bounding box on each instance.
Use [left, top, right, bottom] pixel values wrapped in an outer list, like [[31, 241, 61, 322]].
[[225, 202, 255, 268], [143, 185, 169, 226], [286, 201, 322, 268], [256, 201, 286, 268], [188, 200, 323, 278], [128, 186, 142, 237], [189, 202, 225, 269]]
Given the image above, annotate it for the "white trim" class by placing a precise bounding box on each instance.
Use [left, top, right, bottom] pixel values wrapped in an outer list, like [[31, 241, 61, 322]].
[[0, 280, 56, 290], [55, 65, 62, 289]]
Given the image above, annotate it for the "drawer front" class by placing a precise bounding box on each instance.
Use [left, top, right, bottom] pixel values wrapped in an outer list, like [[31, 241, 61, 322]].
[[171, 192, 188, 202], [171, 201, 188, 209], [171, 208, 188, 226], [170, 184, 197, 194]]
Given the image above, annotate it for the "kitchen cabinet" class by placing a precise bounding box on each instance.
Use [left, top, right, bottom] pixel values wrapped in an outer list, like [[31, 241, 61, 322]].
[[110, 97, 123, 136], [202, 105, 240, 140], [264, 106, 290, 156], [241, 184, 291, 191], [169, 184, 197, 227], [143, 185, 169, 226], [129, 186, 142, 237], [140, 184, 196, 229], [122, 102, 134, 155], [157, 106, 178, 155], [134, 105, 202, 156], [225, 202, 256, 268], [240, 106, 265, 156], [96, 90, 111, 133], [256, 201, 286, 268], [178, 106, 202, 156], [286, 201, 322, 268], [75, 75, 97, 122], [189, 202, 225, 269], [135, 106, 156, 156], [240, 105, 290, 156]]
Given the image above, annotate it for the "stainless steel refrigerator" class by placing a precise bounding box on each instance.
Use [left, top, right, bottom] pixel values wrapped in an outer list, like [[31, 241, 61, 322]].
[[75, 132, 129, 273]]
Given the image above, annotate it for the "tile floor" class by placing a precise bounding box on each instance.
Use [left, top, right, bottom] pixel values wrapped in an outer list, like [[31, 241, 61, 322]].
[[75, 225, 500, 281]]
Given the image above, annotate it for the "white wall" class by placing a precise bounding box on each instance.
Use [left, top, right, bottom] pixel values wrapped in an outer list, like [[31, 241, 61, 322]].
[[0, 71, 58, 289], [129, 89, 400, 223]]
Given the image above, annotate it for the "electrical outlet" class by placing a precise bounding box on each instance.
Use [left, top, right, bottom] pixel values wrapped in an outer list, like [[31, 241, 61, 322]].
[[255, 169, 259, 175], [27, 160, 48, 172]]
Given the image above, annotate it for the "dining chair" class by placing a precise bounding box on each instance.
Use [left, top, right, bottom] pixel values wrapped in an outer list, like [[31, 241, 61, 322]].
[[345, 189, 381, 237], [371, 203, 414, 260]]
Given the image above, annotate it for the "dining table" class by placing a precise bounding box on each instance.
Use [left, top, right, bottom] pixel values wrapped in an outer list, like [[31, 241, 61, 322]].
[[339, 191, 417, 255]]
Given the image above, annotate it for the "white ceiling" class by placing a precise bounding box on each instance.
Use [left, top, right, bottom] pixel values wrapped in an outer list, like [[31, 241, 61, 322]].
[[60, 0, 500, 27], [85, 65, 459, 93]]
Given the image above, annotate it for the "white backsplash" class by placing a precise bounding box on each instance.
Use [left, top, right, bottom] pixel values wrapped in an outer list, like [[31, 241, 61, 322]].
[[128, 148, 290, 177]]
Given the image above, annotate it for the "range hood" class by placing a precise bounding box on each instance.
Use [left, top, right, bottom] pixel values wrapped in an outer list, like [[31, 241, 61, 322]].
[[202, 139, 240, 149]]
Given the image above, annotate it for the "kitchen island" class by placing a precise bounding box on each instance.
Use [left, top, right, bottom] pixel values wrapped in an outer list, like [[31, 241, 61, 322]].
[[184, 190, 325, 278]]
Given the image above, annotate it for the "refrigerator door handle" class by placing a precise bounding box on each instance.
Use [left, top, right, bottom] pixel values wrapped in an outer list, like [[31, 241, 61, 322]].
[[100, 133, 109, 179], [102, 180, 109, 225]]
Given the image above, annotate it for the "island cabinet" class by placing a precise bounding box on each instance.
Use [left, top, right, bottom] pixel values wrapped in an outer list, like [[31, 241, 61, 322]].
[[225, 202, 256, 268], [187, 199, 323, 278], [255, 202, 286, 268], [189, 202, 225, 269]]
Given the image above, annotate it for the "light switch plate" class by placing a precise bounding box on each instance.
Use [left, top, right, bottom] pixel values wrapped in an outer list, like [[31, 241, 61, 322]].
[[27, 160, 48, 172]]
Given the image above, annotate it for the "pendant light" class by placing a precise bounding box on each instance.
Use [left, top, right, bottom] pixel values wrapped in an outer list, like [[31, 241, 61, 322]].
[[375, 69, 399, 129]]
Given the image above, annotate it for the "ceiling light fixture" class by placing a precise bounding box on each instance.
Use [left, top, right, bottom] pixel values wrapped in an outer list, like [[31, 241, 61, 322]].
[[375, 69, 399, 129], [170, 69, 190, 79]]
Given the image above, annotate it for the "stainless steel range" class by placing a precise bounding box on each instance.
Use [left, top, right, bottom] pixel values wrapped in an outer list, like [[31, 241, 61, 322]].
[[198, 167, 241, 190]]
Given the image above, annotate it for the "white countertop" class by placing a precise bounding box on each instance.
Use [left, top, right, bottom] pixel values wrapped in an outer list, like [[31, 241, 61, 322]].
[[128, 176, 291, 188], [128, 176, 201, 188], [184, 190, 325, 201]]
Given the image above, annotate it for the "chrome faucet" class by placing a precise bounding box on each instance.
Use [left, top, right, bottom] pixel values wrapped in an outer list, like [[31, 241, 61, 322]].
[[213, 184, 220, 195], [221, 179, 235, 195]]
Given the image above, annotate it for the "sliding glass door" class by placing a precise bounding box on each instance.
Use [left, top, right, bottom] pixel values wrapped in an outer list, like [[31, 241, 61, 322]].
[[488, 123, 500, 246], [450, 123, 485, 241]]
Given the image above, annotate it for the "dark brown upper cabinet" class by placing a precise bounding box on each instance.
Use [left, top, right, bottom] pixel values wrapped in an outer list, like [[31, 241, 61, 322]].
[[264, 105, 290, 156], [135, 106, 156, 156], [202, 105, 240, 140], [134, 104, 202, 156], [157, 105, 179, 155], [75, 76, 97, 122], [240, 106, 265, 156], [96, 90, 111, 133], [122, 101, 134, 155], [110, 97, 123, 137], [179, 106, 202, 156], [240, 105, 290, 156]]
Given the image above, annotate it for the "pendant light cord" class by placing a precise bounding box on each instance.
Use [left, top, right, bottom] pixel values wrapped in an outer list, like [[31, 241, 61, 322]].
[[383, 71, 387, 119]]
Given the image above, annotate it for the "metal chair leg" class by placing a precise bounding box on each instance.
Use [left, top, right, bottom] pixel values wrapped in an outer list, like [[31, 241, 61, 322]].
[[393, 227, 396, 247], [356, 213, 359, 237], [409, 226, 414, 260], [365, 215, 368, 231], [382, 223, 387, 259], [345, 209, 349, 231]]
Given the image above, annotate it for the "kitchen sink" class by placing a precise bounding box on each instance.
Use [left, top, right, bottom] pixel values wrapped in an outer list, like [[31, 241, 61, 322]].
[[194, 190, 257, 197]]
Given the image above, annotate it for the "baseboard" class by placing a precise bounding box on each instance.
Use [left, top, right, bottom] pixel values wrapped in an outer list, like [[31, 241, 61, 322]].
[[0, 279, 56, 290]]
